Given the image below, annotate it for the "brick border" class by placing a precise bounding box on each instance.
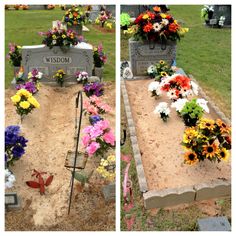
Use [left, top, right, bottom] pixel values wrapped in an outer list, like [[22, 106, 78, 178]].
[[121, 76, 231, 209]]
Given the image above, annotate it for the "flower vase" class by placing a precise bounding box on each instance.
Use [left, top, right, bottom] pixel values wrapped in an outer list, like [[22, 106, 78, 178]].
[[94, 67, 103, 80]]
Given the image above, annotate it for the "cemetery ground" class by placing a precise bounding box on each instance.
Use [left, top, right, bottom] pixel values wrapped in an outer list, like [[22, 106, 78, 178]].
[[121, 5, 231, 118], [120, 5, 231, 231], [5, 8, 115, 230]]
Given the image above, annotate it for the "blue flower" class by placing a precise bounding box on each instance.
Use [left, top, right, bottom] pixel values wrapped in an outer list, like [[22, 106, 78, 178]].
[[12, 145, 25, 158], [5, 125, 20, 135], [89, 115, 103, 125]]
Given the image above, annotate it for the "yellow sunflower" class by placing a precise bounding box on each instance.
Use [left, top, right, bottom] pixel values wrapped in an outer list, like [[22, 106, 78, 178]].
[[184, 151, 198, 165], [161, 71, 168, 77], [183, 127, 198, 144], [159, 60, 165, 65], [216, 119, 231, 134], [217, 148, 230, 162], [202, 143, 218, 159], [199, 118, 215, 131]]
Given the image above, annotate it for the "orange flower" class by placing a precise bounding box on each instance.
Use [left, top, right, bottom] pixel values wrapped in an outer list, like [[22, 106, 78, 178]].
[[147, 11, 155, 19], [168, 23, 179, 32], [143, 22, 153, 32], [153, 6, 161, 12], [73, 12, 78, 17]]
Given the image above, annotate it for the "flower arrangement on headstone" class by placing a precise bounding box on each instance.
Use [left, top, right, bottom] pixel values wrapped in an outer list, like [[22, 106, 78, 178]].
[[126, 6, 189, 76], [95, 7, 112, 28], [75, 71, 89, 84], [6, 43, 22, 74], [182, 118, 231, 165], [16, 68, 43, 94], [93, 44, 107, 79], [201, 5, 214, 25], [62, 6, 86, 36], [47, 5, 55, 10], [5, 125, 28, 167], [120, 13, 131, 30], [39, 26, 80, 51], [53, 69, 66, 87], [11, 89, 40, 122], [14, 5, 20, 10], [22, 5, 29, 10], [83, 82, 104, 97]]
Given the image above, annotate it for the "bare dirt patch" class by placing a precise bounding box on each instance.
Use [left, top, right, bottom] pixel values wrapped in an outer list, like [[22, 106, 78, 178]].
[[125, 79, 231, 191], [5, 82, 115, 231]]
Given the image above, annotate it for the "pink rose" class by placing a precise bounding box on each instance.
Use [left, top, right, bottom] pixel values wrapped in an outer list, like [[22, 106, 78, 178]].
[[103, 130, 115, 146], [87, 105, 98, 115], [95, 120, 110, 131], [82, 135, 91, 147], [100, 103, 111, 112], [90, 126, 103, 139], [86, 141, 100, 156], [83, 126, 93, 134]]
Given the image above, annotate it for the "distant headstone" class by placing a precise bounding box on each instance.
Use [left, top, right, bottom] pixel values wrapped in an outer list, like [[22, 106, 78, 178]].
[[123, 67, 133, 79], [197, 217, 231, 231], [129, 38, 176, 76], [213, 5, 231, 26], [121, 5, 156, 17], [29, 5, 47, 10], [21, 44, 93, 83]]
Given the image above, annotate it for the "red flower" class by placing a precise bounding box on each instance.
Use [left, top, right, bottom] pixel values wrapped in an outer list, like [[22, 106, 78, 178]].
[[161, 83, 170, 92], [166, 14, 172, 20], [134, 14, 144, 24], [143, 22, 153, 32], [174, 75, 191, 89], [168, 23, 179, 32], [147, 11, 155, 19]]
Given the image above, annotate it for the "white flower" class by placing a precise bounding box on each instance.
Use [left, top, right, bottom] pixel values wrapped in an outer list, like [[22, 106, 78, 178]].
[[196, 98, 209, 113], [190, 81, 199, 95], [161, 19, 169, 26], [153, 22, 163, 32], [36, 72, 43, 79], [148, 81, 160, 92], [5, 169, 16, 189], [5, 169, 11, 178], [154, 102, 170, 116], [167, 89, 178, 100], [147, 65, 157, 75], [52, 40, 57, 45], [171, 98, 188, 112]]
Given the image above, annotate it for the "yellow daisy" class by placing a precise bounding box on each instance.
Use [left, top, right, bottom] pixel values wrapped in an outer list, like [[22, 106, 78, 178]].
[[217, 148, 230, 162], [184, 151, 198, 165], [202, 143, 218, 159], [199, 118, 215, 131]]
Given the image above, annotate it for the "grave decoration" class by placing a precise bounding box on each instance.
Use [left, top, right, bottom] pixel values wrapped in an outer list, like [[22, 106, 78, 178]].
[[147, 60, 174, 80], [201, 5, 214, 25], [153, 102, 170, 122], [14, 67, 25, 83], [182, 118, 231, 165], [83, 95, 111, 115], [120, 13, 131, 30], [5, 169, 16, 189], [83, 81, 104, 97], [95, 8, 112, 28], [53, 69, 66, 87], [5, 125, 28, 167], [11, 89, 40, 122], [89, 115, 104, 125], [93, 44, 107, 79], [62, 6, 86, 35], [75, 71, 89, 84], [127, 6, 189, 76], [82, 119, 115, 157], [47, 5, 55, 10], [7, 43, 22, 67]]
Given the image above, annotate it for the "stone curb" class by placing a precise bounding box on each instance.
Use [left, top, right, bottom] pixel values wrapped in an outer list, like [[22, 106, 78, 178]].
[[121, 78, 148, 193]]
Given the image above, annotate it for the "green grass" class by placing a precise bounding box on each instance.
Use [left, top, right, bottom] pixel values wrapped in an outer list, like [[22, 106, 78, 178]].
[[121, 5, 231, 118], [5, 8, 115, 87]]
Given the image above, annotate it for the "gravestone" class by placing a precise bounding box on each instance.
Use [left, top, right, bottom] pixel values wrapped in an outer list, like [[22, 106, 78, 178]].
[[121, 5, 156, 17], [21, 43, 93, 84], [213, 5, 231, 26], [129, 38, 176, 76], [197, 217, 231, 231], [89, 5, 100, 21], [28, 5, 47, 10], [102, 183, 115, 202]]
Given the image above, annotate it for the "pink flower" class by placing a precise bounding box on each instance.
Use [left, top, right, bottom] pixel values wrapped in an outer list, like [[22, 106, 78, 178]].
[[100, 103, 111, 112], [87, 105, 98, 115], [86, 141, 100, 156], [103, 130, 115, 146], [95, 120, 110, 131], [82, 135, 91, 147], [90, 127, 103, 139]]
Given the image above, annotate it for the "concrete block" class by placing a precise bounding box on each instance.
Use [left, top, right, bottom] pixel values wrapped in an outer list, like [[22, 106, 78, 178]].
[[197, 216, 231, 231], [143, 186, 195, 209], [194, 180, 231, 201]]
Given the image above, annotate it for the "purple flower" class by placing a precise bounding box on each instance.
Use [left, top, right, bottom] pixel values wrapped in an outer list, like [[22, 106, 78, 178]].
[[89, 115, 103, 125], [83, 82, 104, 97], [16, 81, 37, 94], [12, 145, 25, 158]]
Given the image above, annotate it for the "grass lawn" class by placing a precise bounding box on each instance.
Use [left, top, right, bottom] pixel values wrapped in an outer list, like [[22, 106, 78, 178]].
[[5, 7, 115, 88], [121, 5, 231, 118]]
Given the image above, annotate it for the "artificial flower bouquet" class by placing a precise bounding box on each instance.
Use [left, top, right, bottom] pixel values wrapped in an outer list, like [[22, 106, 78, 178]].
[[154, 102, 170, 122], [11, 89, 40, 120], [14, 66, 25, 83], [39, 27, 79, 49], [93, 44, 107, 68], [62, 6, 86, 26], [53, 69, 66, 87], [7, 43, 22, 67], [96, 154, 115, 182], [47, 5, 55, 10], [147, 60, 174, 81], [82, 120, 115, 157], [5, 169, 16, 189], [5, 125, 28, 167], [130, 6, 189, 42], [89, 115, 104, 125], [95, 9, 112, 27], [16, 81, 38, 94], [83, 95, 111, 115], [182, 118, 231, 165], [75, 71, 89, 84], [83, 82, 104, 97]]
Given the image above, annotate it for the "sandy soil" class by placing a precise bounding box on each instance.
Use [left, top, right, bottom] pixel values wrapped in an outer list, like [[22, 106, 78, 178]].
[[125, 79, 231, 191], [5, 82, 115, 231]]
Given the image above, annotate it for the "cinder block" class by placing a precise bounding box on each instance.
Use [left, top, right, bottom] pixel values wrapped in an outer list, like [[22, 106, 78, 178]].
[[194, 180, 231, 201], [197, 217, 231, 231], [132, 143, 140, 156], [143, 186, 195, 209], [136, 164, 148, 193], [129, 126, 136, 137]]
